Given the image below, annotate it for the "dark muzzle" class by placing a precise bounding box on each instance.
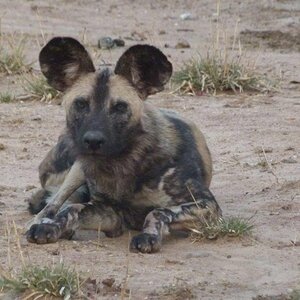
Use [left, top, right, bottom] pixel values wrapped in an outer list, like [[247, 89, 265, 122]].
[[83, 131, 106, 151]]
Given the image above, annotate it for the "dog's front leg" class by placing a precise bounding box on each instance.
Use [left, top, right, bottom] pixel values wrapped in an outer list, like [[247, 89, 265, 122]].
[[130, 187, 221, 253], [130, 208, 174, 253], [26, 161, 85, 230], [27, 202, 124, 244], [27, 203, 87, 244]]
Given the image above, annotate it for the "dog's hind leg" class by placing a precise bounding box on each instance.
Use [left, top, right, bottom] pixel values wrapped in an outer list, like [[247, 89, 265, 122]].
[[27, 185, 90, 215], [26, 202, 124, 244], [27, 132, 77, 215], [27, 188, 52, 215]]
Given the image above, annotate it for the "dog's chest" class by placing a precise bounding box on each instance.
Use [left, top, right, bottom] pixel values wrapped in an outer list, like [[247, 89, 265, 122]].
[[86, 172, 133, 202], [131, 184, 173, 208], [85, 165, 177, 209]]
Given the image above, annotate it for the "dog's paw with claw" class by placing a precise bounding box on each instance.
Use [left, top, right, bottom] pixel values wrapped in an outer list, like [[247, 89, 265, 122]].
[[26, 223, 61, 244], [130, 233, 161, 253]]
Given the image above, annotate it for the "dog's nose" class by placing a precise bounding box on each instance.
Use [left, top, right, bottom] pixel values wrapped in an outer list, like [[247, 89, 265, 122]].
[[83, 131, 106, 150]]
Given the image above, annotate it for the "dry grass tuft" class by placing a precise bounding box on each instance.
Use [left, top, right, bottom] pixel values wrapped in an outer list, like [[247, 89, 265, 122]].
[[0, 91, 15, 103], [0, 263, 79, 299], [21, 73, 60, 102], [172, 53, 276, 95], [190, 216, 254, 242], [0, 35, 30, 75], [290, 289, 300, 300]]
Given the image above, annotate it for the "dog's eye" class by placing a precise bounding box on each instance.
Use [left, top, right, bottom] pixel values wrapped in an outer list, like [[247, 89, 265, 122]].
[[75, 97, 89, 111], [111, 101, 128, 114]]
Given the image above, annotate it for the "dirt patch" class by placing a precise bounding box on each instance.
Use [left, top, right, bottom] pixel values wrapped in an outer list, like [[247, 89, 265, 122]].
[[0, 0, 300, 299], [240, 30, 300, 52]]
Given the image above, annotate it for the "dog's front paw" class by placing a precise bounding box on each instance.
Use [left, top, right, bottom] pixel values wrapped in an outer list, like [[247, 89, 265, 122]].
[[26, 223, 60, 244], [130, 233, 161, 253], [25, 216, 41, 231]]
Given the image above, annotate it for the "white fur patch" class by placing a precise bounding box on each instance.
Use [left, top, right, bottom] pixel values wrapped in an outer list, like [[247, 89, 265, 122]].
[[40, 217, 55, 224], [158, 167, 175, 190]]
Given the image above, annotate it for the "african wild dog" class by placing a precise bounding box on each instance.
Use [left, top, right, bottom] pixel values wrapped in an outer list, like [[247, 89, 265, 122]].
[[26, 37, 222, 253]]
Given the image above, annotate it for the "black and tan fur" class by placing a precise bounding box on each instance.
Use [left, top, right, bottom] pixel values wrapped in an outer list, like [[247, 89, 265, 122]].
[[26, 37, 221, 253]]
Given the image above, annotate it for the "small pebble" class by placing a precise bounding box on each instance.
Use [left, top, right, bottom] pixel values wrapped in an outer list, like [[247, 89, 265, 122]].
[[180, 12, 193, 20], [98, 37, 115, 49], [0, 143, 5, 150], [31, 116, 41, 121], [175, 39, 190, 49], [102, 278, 115, 287], [98, 37, 125, 49], [113, 38, 125, 47]]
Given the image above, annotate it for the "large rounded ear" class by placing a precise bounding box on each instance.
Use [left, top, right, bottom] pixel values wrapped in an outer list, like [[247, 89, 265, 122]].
[[39, 37, 95, 92], [114, 45, 172, 100]]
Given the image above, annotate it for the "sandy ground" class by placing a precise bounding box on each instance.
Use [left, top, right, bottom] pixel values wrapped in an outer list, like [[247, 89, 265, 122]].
[[0, 0, 299, 299]]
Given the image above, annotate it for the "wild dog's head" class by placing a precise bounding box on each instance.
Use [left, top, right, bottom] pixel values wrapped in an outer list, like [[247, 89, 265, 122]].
[[40, 37, 172, 157]]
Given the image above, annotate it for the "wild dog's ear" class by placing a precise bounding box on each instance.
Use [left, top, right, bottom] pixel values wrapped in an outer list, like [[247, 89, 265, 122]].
[[114, 45, 172, 100], [39, 37, 95, 92]]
